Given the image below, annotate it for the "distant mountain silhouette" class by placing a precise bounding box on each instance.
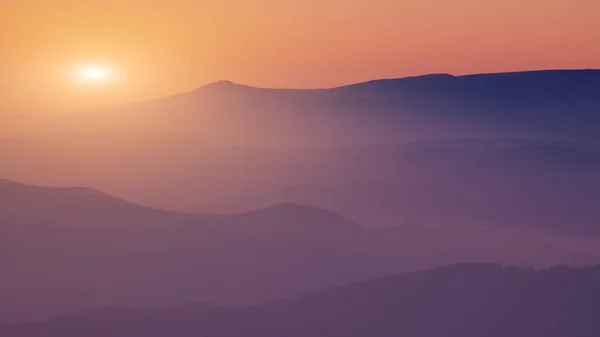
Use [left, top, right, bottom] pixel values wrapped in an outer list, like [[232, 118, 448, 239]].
[[17, 69, 600, 148], [199, 80, 257, 92], [4, 263, 600, 337], [0, 179, 592, 325]]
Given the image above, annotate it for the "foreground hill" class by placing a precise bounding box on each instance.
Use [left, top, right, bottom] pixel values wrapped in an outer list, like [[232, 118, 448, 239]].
[[0, 179, 592, 324], [3, 263, 600, 337]]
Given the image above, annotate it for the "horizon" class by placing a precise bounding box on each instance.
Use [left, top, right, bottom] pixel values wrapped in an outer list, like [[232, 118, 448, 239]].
[[2, 67, 599, 138], [196, 68, 600, 89], [3, 0, 600, 113], [25, 67, 600, 109]]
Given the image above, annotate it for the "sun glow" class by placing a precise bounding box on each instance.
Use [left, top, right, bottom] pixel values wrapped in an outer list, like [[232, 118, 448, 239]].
[[73, 64, 115, 85]]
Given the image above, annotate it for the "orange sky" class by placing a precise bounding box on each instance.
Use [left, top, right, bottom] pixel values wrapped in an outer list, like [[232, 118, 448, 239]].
[[1, 0, 599, 113]]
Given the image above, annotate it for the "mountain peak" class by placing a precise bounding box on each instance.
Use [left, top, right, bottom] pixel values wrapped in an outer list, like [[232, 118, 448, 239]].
[[235, 203, 365, 235], [409, 73, 456, 80], [201, 80, 250, 90]]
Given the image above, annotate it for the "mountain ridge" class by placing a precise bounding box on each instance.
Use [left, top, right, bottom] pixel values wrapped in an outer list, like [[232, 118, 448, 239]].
[[195, 69, 599, 92], [11, 68, 600, 149]]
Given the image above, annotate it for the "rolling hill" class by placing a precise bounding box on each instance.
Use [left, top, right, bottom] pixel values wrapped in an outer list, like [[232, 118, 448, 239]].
[[3, 263, 600, 337], [0, 179, 593, 324]]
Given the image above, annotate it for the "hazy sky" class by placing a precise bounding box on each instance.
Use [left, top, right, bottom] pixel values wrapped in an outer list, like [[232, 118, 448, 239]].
[[1, 0, 599, 113]]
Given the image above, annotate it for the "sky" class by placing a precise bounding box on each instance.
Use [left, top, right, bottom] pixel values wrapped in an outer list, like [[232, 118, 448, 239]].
[[1, 0, 599, 114]]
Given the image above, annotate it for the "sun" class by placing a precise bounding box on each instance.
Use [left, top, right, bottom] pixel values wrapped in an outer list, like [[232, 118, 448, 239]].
[[73, 64, 115, 85]]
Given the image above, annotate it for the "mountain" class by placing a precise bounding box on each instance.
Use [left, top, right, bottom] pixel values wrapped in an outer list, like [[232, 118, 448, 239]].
[[4, 263, 600, 337], [0, 179, 593, 325], [17, 69, 600, 148]]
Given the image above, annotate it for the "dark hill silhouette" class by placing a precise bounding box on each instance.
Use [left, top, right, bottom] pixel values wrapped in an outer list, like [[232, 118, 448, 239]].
[[0, 179, 593, 325], [334, 70, 600, 124], [4, 264, 600, 337]]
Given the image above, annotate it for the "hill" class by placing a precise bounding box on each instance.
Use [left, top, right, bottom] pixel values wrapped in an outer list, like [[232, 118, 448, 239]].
[[3, 264, 600, 337], [0, 179, 593, 324]]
